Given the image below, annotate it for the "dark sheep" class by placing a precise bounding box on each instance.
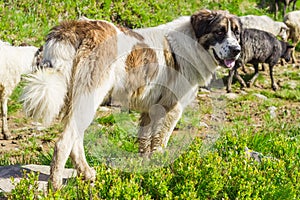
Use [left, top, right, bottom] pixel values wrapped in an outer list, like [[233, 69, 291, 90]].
[[227, 28, 293, 92]]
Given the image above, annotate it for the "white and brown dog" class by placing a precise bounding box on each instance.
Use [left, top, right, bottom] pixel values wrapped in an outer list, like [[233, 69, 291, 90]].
[[21, 9, 242, 189]]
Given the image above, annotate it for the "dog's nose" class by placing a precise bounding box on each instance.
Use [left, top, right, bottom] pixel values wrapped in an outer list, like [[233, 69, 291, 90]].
[[231, 45, 241, 56]]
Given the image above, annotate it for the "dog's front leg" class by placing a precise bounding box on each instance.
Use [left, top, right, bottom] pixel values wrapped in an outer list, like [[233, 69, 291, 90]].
[[247, 63, 260, 87], [226, 69, 235, 93], [138, 112, 153, 157], [269, 65, 279, 91]]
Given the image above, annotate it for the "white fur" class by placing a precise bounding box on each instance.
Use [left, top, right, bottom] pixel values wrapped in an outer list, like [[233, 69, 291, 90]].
[[0, 40, 37, 139], [21, 69, 67, 125], [22, 13, 241, 189]]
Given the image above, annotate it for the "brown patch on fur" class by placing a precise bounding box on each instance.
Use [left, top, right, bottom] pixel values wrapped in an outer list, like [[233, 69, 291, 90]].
[[71, 20, 118, 89], [47, 20, 117, 50], [49, 20, 118, 122], [163, 37, 180, 71], [117, 25, 144, 41], [125, 43, 159, 98], [191, 9, 238, 38]]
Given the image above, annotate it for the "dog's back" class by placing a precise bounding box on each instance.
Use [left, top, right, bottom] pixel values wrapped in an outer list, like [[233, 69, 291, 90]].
[[240, 28, 283, 66]]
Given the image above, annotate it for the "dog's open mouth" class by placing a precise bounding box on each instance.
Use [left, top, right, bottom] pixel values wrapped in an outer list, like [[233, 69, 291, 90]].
[[213, 50, 236, 69]]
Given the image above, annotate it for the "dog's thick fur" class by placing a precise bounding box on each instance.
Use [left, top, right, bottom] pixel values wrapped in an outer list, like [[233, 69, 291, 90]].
[[0, 40, 37, 139], [21, 9, 242, 189], [227, 28, 293, 92]]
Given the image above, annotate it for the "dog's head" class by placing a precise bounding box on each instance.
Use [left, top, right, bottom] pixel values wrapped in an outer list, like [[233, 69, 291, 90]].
[[281, 41, 294, 62], [191, 9, 242, 69]]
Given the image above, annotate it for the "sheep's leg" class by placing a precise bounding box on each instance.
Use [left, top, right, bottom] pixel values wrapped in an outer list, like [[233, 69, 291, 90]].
[[275, 1, 279, 19], [247, 63, 259, 88], [292, 0, 297, 11], [291, 48, 297, 64], [269, 65, 279, 91], [0, 97, 11, 140], [283, 3, 287, 19], [261, 63, 267, 71]]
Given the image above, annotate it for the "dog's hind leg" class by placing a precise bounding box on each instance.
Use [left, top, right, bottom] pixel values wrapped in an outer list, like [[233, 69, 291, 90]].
[[50, 86, 112, 190], [49, 123, 76, 190]]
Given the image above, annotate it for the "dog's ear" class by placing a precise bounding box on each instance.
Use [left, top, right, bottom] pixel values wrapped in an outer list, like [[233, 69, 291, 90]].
[[191, 9, 216, 38]]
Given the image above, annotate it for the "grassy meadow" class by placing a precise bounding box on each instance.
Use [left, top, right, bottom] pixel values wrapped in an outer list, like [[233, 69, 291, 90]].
[[1, 0, 300, 199]]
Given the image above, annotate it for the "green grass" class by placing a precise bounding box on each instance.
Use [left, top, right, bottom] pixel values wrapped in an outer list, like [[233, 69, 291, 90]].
[[1, 0, 300, 199]]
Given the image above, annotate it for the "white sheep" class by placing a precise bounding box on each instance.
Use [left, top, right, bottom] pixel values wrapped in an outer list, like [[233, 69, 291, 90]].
[[284, 11, 300, 64], [239, 15, 289, 41], [0, 40, 38, 139]]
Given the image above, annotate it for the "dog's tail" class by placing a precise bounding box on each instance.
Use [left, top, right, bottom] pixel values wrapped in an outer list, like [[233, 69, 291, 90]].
[[21, 69, 68, 125], [21, 36, 76, 126]]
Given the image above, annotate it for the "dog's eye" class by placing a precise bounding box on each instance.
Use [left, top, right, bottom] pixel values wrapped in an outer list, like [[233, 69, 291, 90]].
[[215, 31, 225, 36], [234, 30, 240, 36]]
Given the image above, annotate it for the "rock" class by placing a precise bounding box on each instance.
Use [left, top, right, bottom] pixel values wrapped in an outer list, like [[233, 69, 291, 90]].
[[240, 90, 248, 95], [268, 106, 277, 118], [224, 93, 239, 100], [288, 81, 297, 89], [199, 122, 209, 128], [244, 147, 262, 163], [0, 164, 76, 193], [253, 93, 268, 100]]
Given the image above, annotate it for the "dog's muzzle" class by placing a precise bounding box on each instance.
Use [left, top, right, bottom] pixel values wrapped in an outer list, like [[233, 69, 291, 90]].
[[223, 45, 241, 68]]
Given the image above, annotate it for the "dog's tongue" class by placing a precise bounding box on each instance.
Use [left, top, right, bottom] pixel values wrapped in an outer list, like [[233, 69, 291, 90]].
[[224, 59, 235, 68]]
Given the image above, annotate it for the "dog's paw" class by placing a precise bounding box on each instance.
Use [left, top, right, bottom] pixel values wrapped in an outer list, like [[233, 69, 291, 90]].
[[49, 174, 63, 191], [84, 167, 96, 182]]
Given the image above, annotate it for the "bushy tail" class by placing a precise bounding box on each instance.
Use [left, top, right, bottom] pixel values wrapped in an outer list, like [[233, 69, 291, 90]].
[[21, 69, 68, 126], [21, 38, 76, 126]]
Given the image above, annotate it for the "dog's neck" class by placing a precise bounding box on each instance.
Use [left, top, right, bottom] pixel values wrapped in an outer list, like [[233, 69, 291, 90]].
[[163, 17, 218, 87]]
